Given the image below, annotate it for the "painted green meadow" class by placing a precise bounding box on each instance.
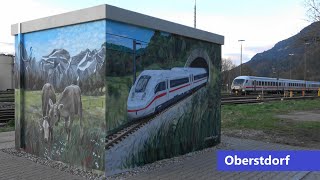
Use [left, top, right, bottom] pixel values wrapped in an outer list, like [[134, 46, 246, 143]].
[[24, 90, 106, 170]]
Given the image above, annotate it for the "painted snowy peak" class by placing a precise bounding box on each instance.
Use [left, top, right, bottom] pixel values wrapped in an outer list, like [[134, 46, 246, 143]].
[[40, 49, 70, 74], [39, 44, 106, 88]]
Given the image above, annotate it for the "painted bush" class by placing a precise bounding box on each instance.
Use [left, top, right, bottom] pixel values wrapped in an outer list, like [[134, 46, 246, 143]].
[[15, 20, 107, 170], [104, 20, 221, 175]]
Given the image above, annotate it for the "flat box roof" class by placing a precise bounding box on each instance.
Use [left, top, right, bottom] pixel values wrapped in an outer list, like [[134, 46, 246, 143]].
[[11, 4, 224, 45]]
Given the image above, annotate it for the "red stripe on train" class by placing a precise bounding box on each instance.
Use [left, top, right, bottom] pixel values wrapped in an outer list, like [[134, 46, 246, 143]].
[[127, 92, 167, 112]]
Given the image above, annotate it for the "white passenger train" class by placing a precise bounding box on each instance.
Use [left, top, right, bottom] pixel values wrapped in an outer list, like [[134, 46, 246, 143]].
[[127, 67, 208, 120], [231, 76, 320, 94]]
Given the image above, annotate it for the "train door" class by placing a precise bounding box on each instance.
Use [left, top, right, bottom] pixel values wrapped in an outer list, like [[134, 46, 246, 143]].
[[154, 80, 168, 112], [253, 80, 256, 92]]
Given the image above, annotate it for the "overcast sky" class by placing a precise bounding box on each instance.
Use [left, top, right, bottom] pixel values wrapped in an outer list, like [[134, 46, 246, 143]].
[[0, 0, 310, 64]]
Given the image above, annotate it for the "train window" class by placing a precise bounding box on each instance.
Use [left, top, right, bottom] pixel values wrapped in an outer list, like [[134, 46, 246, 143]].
[[154, 81, 166, 94], [135, 75, 151, 93], [170, 77, 189, 88], [245, 80, 248, 84], [233, 79, 245, 86], [194, 73, 207, 80]]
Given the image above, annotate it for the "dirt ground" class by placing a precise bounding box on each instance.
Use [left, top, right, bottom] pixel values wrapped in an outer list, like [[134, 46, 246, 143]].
[[223, 110, 320, 149], [275, 110, 320, 122]]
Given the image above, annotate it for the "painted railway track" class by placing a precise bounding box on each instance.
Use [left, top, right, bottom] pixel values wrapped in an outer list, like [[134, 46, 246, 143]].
[[105, 98, 188, 150], [105, 86, 201, 150]]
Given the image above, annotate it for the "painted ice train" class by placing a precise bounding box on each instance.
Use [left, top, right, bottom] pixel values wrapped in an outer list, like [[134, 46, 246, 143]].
[[127, 67, 208, 120], [231, 76, 320, 94]]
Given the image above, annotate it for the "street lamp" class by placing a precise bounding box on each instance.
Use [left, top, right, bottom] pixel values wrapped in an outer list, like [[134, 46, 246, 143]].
[[238, 40, 245, 76], [288, 53, 294, 79], [304, 42, 310, 81]]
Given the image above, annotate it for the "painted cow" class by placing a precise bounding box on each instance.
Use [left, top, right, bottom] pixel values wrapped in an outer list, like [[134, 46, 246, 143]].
[[41, 83, 56, 143], [46, 85, 83, 142], [41, 83, 56, 117]]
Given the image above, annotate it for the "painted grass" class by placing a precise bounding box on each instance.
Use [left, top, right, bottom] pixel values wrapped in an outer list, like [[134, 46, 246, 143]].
[[23, 90, 106, 170], [222, 99, 320, 144]]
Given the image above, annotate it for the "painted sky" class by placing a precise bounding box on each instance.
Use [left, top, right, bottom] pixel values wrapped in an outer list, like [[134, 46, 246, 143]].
[[23, 20, 105, 61], [106, 20, 154, 49], [0, 0, 311, 65]]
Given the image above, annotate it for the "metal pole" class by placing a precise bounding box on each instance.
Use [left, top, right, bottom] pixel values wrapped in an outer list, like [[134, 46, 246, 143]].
[[133, 40, 137, 84], [289, 54, 294, 79], [194, 0, 196, 28], [238, 40, 245, 76], [240, 43, 242, 76], [304, 49, 306, 81]]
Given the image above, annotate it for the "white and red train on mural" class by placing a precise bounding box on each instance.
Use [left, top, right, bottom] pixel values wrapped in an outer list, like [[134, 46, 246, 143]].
[[231, 76, 320, 94], [127, 67, 208, 120]]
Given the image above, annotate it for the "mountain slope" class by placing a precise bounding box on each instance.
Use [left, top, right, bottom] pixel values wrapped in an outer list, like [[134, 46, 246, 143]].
[[245, 21, 320, 80]]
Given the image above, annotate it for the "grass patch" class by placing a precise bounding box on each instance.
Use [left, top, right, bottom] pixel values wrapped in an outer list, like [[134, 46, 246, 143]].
[[222, 99, 320, 147], [0, 126, 14, 133]]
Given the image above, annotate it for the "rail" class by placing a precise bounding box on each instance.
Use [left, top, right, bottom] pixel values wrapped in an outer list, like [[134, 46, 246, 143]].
[[0, 90, 15, 127]]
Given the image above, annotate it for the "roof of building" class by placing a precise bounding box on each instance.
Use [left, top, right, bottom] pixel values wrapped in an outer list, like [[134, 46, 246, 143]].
[[11, 4, 224, 45]]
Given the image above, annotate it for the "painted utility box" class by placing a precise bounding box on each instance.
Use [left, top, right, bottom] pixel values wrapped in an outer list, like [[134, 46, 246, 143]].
[[12, 4, 224, 176]]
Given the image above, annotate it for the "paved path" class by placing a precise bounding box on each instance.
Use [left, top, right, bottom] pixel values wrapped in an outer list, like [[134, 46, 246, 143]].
[[0, 131, 14, 150], [0, 131, 85, 180], [1, 131, 319, 180], [129, 136, 320, 180]]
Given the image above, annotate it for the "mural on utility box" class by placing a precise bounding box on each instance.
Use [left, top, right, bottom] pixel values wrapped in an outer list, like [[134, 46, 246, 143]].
[[15, 20, 107, 170], [104, 20, 221, 176], [15, 18, 221, 175]]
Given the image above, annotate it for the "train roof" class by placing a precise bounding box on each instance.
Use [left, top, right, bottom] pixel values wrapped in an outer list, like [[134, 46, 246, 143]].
[[234, 76, 320, 84], [140, 67, 205, 79], [171, 67, 206, 74]]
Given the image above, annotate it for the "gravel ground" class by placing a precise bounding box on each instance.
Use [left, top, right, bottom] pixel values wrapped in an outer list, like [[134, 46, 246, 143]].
[[1, 141, 229, 180], [1, 148, 105, 180]]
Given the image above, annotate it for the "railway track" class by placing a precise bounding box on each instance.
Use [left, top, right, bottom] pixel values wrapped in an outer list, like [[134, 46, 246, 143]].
[[105, 90, 318, 149], [0, 90, 15, 127], [222, 95, 320, 105]]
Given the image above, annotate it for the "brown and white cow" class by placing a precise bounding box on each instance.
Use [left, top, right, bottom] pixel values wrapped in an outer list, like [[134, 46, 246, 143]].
[[46, 85, 83, 142], [41, 83, 56, 143]]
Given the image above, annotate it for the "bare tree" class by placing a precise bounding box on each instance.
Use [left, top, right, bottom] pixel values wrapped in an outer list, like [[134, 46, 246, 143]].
[[221, 58, 236, 92], [221, 58, 236, 72], [305, 0, 320, 22]]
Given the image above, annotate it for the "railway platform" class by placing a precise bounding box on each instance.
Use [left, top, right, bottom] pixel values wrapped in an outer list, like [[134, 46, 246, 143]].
[[0, 131, 319, 179]]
